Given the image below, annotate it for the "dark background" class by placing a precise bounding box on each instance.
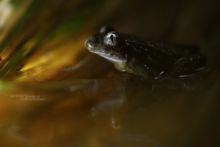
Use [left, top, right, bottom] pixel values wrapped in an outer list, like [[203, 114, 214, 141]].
[[0, 0, 220, 146]]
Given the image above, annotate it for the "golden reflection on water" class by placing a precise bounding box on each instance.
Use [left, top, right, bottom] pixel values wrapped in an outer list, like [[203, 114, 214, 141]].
[[0, 0, 220, 147]]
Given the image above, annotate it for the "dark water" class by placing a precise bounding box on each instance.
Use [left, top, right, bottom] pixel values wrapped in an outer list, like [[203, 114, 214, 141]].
[[0, 0, 220, 146]]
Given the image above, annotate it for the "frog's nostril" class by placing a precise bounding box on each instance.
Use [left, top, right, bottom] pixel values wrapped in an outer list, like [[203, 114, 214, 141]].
[[87, 37, 95, 44], [90, 37, 97, 44], [85, 37, 96, 50], [85, 37, 97, 49]]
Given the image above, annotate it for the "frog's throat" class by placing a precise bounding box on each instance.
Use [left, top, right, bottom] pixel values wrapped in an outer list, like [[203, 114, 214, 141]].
[[114, 62, 126, 72]]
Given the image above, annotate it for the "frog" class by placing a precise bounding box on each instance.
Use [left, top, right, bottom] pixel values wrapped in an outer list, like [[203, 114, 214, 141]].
[[85, 26, 207, 81]]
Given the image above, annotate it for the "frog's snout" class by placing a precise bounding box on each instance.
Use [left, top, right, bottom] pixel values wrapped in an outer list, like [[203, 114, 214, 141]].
[[85, 37, 96, 51]]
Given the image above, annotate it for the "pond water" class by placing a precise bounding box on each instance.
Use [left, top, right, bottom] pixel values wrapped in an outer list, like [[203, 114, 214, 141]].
[[0, 0, 220, 146]]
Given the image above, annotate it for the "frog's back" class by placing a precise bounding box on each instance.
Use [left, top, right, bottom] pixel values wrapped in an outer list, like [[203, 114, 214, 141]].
[[144, 40, 201, 57], [123, 36, 207, 79]]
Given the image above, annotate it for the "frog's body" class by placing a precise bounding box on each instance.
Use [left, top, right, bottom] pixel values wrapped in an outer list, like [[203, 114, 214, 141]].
[[85, 27, 207, 80]]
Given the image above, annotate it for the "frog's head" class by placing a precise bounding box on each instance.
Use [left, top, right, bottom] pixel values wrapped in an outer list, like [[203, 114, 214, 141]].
[[85, 26, 127, 64]]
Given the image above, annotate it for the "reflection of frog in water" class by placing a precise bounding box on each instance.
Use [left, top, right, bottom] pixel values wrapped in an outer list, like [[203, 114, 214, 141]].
[[85, 26, 207, 81]]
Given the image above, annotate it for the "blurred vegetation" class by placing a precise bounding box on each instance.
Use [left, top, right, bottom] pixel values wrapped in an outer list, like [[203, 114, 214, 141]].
[[0, 0, 220, 146]]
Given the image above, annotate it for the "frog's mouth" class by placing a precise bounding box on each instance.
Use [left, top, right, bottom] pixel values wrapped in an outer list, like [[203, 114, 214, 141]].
[[88, 48, 125, 64], [95, 51, 126, 64]]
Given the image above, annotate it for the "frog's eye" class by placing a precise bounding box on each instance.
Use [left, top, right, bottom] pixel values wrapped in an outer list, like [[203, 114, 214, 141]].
[[104, 32, 117, 46], [99, 26, 114, 34]]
